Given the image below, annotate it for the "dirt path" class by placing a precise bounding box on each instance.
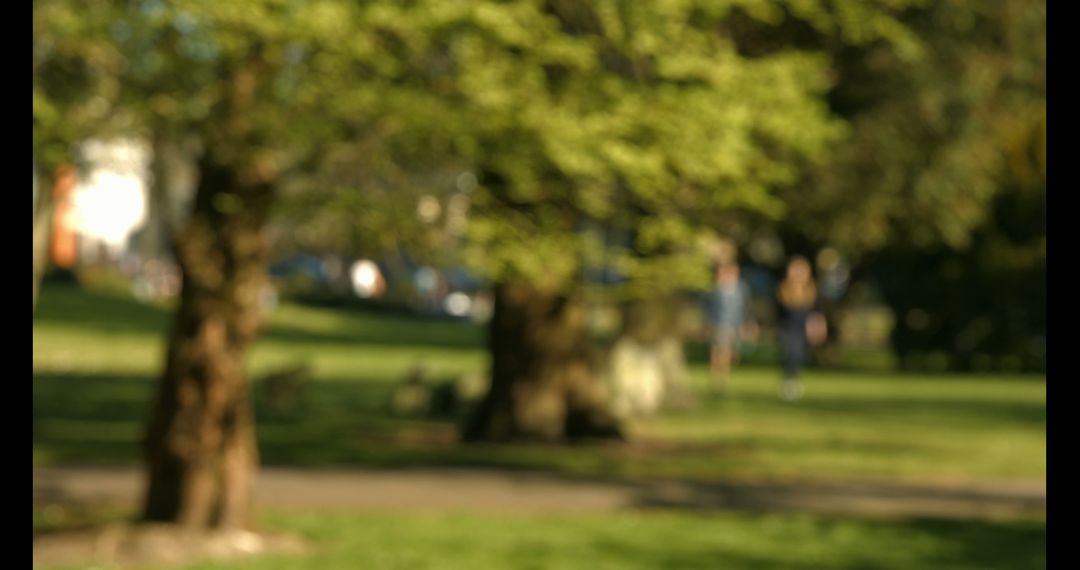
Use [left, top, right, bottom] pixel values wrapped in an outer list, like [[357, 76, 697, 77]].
[[33, 466, 1045, 521]]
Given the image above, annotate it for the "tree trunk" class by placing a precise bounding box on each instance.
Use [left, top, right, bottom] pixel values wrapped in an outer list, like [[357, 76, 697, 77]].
[[136, 137, 168, 263], [142, 155, 273, 530], [32, 177, 55, 314], [463, 281, 623, 442], [33, 164, 77, 313]]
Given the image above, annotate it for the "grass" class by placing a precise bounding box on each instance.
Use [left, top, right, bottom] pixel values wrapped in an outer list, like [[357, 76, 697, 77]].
[[33, 281, 1045, 486], [32, 282, 1046, 569], [38, 510, 1045, 570]]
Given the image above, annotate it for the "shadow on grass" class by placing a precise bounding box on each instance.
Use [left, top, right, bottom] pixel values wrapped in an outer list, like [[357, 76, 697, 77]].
[[628, 478, 1045, 519], [683, 341, 898, 372], [587, 515, 1044, 570], [34, 365, 1045, 479], [263, 311, 484, 349], [33, 372, 756, 482], [33, 372, 447, 467], [34, 283, 172, 335], [907, 517, 1046, 570], [729, 390, 1046, 428]]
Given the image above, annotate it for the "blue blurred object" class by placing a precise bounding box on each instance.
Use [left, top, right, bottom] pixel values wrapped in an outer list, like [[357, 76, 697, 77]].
[[270, 255, 329, 286], [741, 265, 776, 297], [444, 266, 484, 293]]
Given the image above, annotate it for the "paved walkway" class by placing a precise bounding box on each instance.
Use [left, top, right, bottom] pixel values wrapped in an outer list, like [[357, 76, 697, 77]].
[[33, 466, 1046, 521]]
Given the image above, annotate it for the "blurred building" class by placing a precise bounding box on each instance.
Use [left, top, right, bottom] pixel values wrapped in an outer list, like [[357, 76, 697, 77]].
[[51, 138, 151, 267]]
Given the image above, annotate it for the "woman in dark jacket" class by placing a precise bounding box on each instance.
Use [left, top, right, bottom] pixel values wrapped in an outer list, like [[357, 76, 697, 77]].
[[775, 255, 827, 401]]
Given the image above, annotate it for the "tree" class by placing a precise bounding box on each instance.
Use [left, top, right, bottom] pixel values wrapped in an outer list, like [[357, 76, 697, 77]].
[[766, 0, 1045, 369], [33, 0, 125, 311], [348, 1, 928, 441], [780, 0, 1042, 249], [873, 74, 1045, 372], [75, 0, 410, 530]]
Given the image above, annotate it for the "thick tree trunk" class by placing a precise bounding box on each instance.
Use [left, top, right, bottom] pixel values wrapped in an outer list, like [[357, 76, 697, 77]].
[[464, 281, 623, 442], [142, 156, 272, 530]]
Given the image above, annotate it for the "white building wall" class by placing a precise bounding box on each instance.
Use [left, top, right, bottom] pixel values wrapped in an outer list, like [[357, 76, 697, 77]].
[[69, 138, 151, 256]]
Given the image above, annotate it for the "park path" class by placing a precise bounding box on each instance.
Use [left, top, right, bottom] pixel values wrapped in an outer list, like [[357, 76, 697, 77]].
[[33, 466, 1045, 521]]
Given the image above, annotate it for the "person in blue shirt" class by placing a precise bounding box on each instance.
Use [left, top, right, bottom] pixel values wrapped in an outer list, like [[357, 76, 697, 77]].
[[706, 261, 757, 394]]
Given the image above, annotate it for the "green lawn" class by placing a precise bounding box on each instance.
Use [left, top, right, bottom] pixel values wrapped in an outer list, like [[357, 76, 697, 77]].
[[33, 282, 1045, 486], [38, 511, 1044, 570], [32, 282, 1046, 569]]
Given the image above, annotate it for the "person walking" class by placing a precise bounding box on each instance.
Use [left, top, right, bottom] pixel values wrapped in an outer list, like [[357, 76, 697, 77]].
[[706, 260, 757, 394], [775, 255, 827, 401]]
